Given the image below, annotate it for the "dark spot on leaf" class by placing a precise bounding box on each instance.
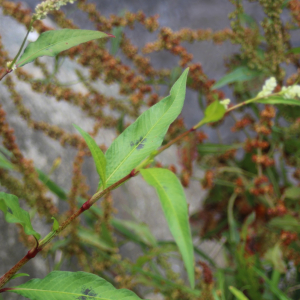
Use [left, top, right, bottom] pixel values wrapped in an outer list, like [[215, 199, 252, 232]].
[[136, 137, 147, 150], [7, 207, 12, 214], [76, 286, 97, 300], [136, 136, 143, 144], [130, 136, 147, 150], [66, 42, 68, 44], [137, 142, 145, 150]]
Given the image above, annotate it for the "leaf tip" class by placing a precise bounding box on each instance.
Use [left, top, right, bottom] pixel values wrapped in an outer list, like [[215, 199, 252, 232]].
[[107, 33, 116, 38], [183, 67, 189, 76]]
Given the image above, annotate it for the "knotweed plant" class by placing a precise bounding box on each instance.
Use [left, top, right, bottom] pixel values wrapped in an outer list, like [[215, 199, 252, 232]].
[[1, 0, 300, 300]]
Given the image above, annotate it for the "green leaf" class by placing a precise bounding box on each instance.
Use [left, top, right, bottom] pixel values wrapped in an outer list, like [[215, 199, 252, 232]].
[[0, 152, 14, 170], [282, 0, 292, 9], [10, 273, 30, 280], [264, 243, 286, 273], [288, 46, 300, 54], [0, 146, 13, 158], [114, 220, 157, 247], [8, 271, 143, 300], [37, 169, 67, 200], [105, 68, 189, 187], [241, 212, 255, 244], [140, 168, 195, 288], [117, 113, 125, 134], [254, 268, 292, 300], [78, 227, 116, 252], [197, 101, 226, 127], [229, 286, 250, 300], [110, 26, 123, 55], [51, 217, 59, 231], [238, 13, 258, 28], [257, 96, 300, 106], [228, 193, 239, 245], [198, 143, 242, 155], [215, 270, 226, 300], [159, 241, 216, 267], [212, 66, 260, 89], [268, 215, 300, 233], [74, 124, 106, 189], [0, 192, 41, 239], [17, 29, 113, 67], [285, 186, 300, 200]]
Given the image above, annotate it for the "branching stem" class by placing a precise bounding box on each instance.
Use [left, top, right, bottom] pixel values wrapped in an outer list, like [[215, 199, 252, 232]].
[[0, 171, 135, 288], [0, 85, 284, 288]]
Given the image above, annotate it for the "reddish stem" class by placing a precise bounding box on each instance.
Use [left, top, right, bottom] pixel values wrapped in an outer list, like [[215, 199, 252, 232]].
[[0, 123, 195, 288], [0, 288, 15, 293], [0, 170, 136, 288], [0, 69, 11, 81], [157, 127, 195, 155], [0, 247, 40, 288]]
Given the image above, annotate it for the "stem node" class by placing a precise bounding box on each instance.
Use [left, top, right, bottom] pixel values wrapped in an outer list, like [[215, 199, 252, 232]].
[[82, 200, 92, 211]]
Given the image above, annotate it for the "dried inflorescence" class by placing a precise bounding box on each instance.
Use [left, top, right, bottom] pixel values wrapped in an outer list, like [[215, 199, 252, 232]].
[[0, 104, 58, 217]]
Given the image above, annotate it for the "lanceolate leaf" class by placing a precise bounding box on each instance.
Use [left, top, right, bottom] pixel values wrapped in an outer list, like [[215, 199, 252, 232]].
[[74, 124, 106, 188], [268, 215, 300, 233], [114, 220, 157, 247], [7, 271, 143, 300], [110, 26, 123, 55], [37, 169, 67, 200], [229, 286, 250, 300], [257, 96, 300, 106], [198, 143, 241, 155], [0, 152, 14, 170], [0, 192, 41, 239], [254, 268, 292, 300], [17, 29, 113, 67], [212, 66, 260, 90], [140, 168, 195, 288], [105, 68, 189, 187], [78, 227, 116, 252]]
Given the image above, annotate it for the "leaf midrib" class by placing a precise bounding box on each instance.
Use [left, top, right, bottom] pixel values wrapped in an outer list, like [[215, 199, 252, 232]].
[[148, 171, 194, 287], [105, 80, 185, 185], [147, 172, 190, 255], [18, 31, 100, 66], [12, 288, 114, 300]]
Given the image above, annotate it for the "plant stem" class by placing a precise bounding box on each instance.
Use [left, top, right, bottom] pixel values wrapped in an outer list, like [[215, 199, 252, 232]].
[[0, 69, 11, 81], [227, 96, 260, 112], [10, 22, 33, 69], [157, 127, 195, 155], [0, 238, 39, 288], [0, 171, 135, 288], [0, 21, 33, 83]]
